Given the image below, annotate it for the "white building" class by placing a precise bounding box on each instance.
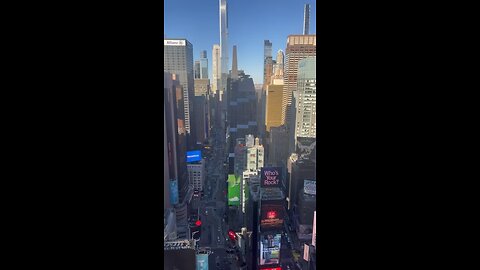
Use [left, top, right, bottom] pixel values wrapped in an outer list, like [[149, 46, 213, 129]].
[[187, 159, 205, 191], [246, 137, 264, 172]]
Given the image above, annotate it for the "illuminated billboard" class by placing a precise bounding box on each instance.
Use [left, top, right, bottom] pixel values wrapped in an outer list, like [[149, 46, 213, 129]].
[[304, 179, 316, 195], [169, 179, 179, 205], [296, 137, 316, 161], [259, 233, 281, 266], [260, 167, 282, 188], [186, 150, 202, 163], [228, 174, 240, 206], [196, 253, 209, 270], [260, 202, 284, 230]]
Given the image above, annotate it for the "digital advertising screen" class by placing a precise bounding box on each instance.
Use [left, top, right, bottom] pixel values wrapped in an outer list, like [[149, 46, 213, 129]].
[[260, 167, 282, 188], [296, 137, 316, 161], [228, 174, 240, 206], [196, 253, 209, 270], [186, 150, 202, 163], [259, 233, 281, 266], [260, 202, 284, 230]]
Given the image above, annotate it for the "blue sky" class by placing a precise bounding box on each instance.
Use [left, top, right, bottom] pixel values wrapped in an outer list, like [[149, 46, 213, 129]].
[[164, 0, 316, 85]]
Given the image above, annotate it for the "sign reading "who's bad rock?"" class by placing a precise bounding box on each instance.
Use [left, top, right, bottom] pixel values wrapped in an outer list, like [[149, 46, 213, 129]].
[[261, 167, 282, 188]]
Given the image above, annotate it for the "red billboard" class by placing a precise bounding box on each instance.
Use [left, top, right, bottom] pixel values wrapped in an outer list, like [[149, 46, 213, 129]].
[[260, 167, 282, 187], [260, 202, 284, 230]]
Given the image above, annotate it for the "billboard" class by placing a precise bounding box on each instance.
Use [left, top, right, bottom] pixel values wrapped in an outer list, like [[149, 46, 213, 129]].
[[296, 137, 316, 161], [259, 233, 281, 266], [260, 202, 284, 230], [304, 180, 316, 195], [260, 167, 282, 188], [228, 174, 240, 206], [164, 39, 186, 46], [196, 253, 209, 270], [169, 179, 179, 205], [186, 150, 202, 163]]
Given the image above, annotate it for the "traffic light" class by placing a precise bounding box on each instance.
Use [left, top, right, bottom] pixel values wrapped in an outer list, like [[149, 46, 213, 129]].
[[191, 219, 202, 240], [228, 229, 236, 241]]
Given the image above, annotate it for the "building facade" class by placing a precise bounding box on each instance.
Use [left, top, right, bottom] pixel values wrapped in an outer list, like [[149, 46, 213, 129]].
[[187, 159, 205, 191], [294, 57, 316, 143], [164, 38, 195, 148]]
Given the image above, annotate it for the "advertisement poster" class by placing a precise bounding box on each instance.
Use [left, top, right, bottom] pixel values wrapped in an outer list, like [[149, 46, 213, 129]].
[[296, 137, 316, 161], [259, 233, 281, 265], [228, 174, 240, 206], [260, 167, 282, 188], [304, 179, 316, 195], [169, 179, 179, 205], [260, 203, 284, 230], [196, 253, 209, 270]]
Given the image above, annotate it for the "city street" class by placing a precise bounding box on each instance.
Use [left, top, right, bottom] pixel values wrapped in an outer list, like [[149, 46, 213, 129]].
[[197, 129, 235, 268]]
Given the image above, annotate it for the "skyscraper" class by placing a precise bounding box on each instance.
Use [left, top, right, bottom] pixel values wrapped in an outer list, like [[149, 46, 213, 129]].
[[212, 44, 221, 94], [303, 4, 310, 35], [265, 50, 285, 133], [164, 38, 195, 148], [283, 35, 316, 125], [295, 57, 316, 143], [263, 40, 273, 89], [194, 60, 201, 79], [199, 50, 208, 79], [219, 0, 229, 100], [231, 45, 238, 80]]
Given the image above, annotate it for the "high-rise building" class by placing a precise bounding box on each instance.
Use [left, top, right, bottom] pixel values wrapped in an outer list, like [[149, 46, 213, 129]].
[[246, 137, 264, 172], [164, 38, 195, 148], [194, 60, 201, 79], [265, 50, 285, 133], [303, 4, 310, 35], [187, 159, 205, 191], [192, 95, 208, 144], [199, 50, 208, 79], [194, 79, 210, 97], [268, 126, 289, 168], [219, 0, 229, 100], [294, 57, 316, 147], [263, 40, 273, 89], [282, 35, 316, 125], [231, 45, 238, 80], [212, 44, 221, 94]]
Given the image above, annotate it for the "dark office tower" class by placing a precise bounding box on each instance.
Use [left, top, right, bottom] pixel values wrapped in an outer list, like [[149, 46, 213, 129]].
[[194, 60, 201, 79], [231, 45, 238, 80], [303, 4, 310, 35], [167, 73, 189, 204], [226, 71, 257, 155], [192, 95, 207, 145], [263, 40, 273, 90], [164, 38, 196, 149], [199, 50, 208, 79]]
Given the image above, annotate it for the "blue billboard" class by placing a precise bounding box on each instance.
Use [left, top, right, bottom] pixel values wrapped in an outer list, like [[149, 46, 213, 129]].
[[196, 253, 209, 270], [186, 150, 202, 163], [169, 179, 179, 205]]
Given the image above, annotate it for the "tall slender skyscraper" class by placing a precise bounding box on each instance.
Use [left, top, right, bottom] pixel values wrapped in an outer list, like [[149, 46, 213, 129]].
[[263, 40, 273, 89], [303, 4, 310, 35], [199, 50, 208, 79], [231, 45, 238, 80], [219, 0, 229, 100], [212, 44, 221, 93]]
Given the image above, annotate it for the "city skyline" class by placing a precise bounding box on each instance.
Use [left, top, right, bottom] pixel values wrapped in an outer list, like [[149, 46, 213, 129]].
[[164, 0, 317, 85]]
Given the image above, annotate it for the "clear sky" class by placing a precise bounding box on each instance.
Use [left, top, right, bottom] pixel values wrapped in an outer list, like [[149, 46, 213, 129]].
[[164, 0, 316, 85]]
